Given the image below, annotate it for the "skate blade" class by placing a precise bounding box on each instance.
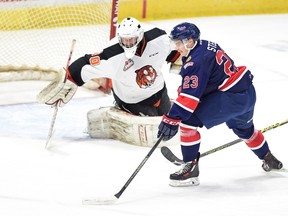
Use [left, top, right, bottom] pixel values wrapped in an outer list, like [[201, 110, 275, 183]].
[[169, 177, 200, 187], [265, 167, 288, 173]]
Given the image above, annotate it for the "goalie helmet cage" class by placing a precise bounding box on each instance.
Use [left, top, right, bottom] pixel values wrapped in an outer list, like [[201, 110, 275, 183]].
[[0, 0, 119, 93]]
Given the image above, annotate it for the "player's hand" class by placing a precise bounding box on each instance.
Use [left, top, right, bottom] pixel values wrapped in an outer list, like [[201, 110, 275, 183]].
[[37, 69, 78, 107], [157, 115, 181, 141]]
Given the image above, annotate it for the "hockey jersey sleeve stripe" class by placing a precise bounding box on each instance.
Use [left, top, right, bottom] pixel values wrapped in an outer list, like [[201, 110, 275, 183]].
[[218, 66, 248, 91], [174, 93, 199, 113], [180, 139, 200, 146], [245, 130, 266, 150], [180, 125, 201, 145]]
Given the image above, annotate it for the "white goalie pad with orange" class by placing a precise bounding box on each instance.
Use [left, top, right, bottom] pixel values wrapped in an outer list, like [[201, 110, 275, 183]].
[[87, 107, 179, 147]]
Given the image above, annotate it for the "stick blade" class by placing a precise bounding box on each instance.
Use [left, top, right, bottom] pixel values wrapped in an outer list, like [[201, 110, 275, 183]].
[[82, 195, 118, 205], [160, 146, 184, 165]]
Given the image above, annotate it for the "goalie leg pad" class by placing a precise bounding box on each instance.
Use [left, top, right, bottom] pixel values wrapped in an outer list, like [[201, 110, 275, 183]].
[[87, 107, 112, 139], [87, 107, 180, 147]]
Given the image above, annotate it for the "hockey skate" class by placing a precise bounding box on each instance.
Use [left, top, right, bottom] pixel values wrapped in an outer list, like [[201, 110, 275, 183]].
[[169, 154, 200, 187], [262, 151, 283, 172]]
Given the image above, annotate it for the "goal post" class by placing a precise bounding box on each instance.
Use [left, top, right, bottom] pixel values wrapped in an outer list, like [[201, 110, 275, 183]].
[[0, 0, 118, 92]]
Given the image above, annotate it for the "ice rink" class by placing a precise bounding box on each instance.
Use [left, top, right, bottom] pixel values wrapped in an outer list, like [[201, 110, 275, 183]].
[[0, 14, 288, 216]]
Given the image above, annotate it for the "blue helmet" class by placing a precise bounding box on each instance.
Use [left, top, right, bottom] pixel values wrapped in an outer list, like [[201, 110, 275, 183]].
[[170, 22, 200, 41]]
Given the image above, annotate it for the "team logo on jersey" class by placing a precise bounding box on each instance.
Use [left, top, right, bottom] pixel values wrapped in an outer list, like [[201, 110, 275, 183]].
[[89, 55, 101, 66], [123, 59, 134, 71], [186, 56, 192, 62], [135, 65, 157, 89], [184, 61, 194, 69]]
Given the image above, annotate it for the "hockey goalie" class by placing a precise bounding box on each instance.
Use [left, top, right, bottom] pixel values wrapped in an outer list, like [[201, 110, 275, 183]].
[[37, 17, 181, 147]]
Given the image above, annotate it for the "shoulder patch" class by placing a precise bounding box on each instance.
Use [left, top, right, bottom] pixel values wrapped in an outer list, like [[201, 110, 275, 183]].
[[89, 56, 101, 66], [184, 62, 194, 69]]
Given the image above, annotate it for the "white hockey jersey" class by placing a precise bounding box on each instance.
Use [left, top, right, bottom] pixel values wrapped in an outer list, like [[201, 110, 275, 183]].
[[68, 27, 179, 103]]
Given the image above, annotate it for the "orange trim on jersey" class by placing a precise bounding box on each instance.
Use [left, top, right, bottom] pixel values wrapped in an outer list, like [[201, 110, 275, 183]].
[[153, 99, 161, 107], [66, 69, 77, 84], [136, 37, 147, 57], [107, 79, 113, 88], [171, 51, 181, 63]]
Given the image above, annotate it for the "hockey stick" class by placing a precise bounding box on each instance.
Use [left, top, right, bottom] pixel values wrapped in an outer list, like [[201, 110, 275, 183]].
[[82, 134, 164, 205], [161, 118, 288, 165], [45, 39, 76, 149], [45, 102, 59, 148]]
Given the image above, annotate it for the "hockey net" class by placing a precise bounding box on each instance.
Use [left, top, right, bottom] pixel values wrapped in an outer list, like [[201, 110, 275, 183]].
[[0, 0, 118, 91]]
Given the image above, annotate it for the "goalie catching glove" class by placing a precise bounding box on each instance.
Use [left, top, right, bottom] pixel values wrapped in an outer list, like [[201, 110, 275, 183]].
[[37, 69, 78, 107]]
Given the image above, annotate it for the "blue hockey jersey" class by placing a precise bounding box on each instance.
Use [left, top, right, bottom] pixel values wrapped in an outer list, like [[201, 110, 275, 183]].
[[169, 40, 254, 121]]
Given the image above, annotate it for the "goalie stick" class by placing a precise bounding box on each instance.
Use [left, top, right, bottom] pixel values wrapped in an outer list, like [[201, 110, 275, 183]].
[[82, 134, 164, 205], [45, 39, 76, 149], [161, 118, 288, 166]]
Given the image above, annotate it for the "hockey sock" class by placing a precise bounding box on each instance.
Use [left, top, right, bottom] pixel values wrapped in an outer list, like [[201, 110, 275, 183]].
[[245, 130, 269, 160], [180, 125, 200, 162]]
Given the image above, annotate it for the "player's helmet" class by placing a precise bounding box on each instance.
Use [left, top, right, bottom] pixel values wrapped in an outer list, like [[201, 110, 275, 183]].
[[170, 22, 200, 41], [117, 17, 144, 58]]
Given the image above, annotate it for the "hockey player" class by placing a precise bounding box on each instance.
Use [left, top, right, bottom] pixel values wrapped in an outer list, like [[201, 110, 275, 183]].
[[38, 17, 180, 116], [157, 22, 283, 187]]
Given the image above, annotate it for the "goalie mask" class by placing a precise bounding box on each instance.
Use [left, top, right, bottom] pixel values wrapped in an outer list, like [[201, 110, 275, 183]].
[[117, 17, 144, 59]]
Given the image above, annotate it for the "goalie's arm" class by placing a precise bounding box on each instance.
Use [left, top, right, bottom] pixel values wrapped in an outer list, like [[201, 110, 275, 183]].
[[37, 55, 92, 107], [67, 54, 92, 86], [37, 47, 117, 106], [68, 41, 124, 85], [68, 51, 116, 85]]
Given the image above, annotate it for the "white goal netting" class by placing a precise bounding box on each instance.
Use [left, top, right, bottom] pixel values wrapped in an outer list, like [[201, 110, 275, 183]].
[[0, 0, 115, 82]]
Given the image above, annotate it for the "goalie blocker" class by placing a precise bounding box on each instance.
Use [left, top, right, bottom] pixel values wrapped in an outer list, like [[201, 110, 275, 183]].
[[87, 107, 179, 147]]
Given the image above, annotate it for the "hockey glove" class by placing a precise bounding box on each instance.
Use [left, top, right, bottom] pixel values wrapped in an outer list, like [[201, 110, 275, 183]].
[[37, 69, 78, 107], [157, 115, 181, 141]]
